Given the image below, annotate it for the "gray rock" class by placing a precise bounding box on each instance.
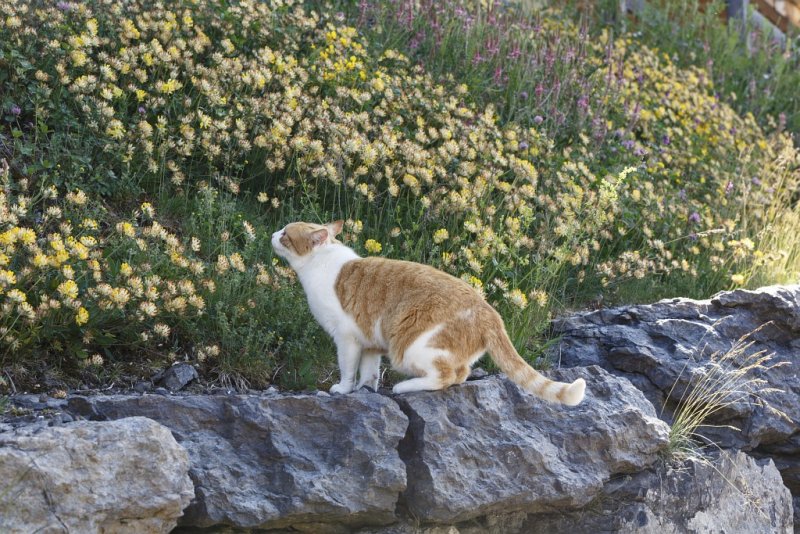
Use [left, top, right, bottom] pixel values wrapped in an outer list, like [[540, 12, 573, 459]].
[[158, 362, 199, 391], [530, 451, 793, 534], [9, 393, 67, 411], [467, 367, 488, 380], [0, 416, 194, 533], [394, 367, 671, 523], [362, 451, 793, 534], [549, 284, 800, 523], [68, 391, 408, 531], [134, 380, 153, 393]]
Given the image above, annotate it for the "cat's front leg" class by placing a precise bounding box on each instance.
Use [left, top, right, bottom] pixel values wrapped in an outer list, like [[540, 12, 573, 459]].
[[329, 335, 361, 394]]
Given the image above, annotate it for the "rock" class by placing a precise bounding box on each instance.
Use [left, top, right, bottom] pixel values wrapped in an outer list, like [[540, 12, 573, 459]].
[[157, 362, 198, 391], [467, 367, 488, 380], [9, 393, 67, 411], [394, 367, 671, 523], [529, 451, 793, 534], [0, 417, 194, 533], [361, 451, 793, 534], [68, 391, 408, 531], [549, 284, 800, 523], [134, 380, 153, 393]]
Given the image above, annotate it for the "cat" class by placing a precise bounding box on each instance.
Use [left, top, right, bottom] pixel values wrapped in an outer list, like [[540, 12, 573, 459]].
[[271, 220, 586, 405]]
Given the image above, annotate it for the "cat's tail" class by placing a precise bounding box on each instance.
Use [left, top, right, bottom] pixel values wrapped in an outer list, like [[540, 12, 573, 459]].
[[487, 330, 585, 406]]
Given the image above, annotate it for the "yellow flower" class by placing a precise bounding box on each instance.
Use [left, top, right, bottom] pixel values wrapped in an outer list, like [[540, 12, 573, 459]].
[[120, 262, 133, 277], [364, 239, 382, 254], [154, 323, 171, 338], [76, 307, 89, 326], [505, 288, 528, 309], [0, 269, 16, 286], [109, 287, 131, 307], [158, 78, 183, 94], [731, 273, 745, 285], [116, 222, 136, 237], [58, 279, 79, 300], [106, 119, 125, 139], [6, 289, 26, 303], [433, 229, 449, 244], [66, 189, 88, 205]]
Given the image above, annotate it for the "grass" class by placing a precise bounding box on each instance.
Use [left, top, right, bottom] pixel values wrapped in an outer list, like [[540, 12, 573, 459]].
[[664, 326, 789, 460]]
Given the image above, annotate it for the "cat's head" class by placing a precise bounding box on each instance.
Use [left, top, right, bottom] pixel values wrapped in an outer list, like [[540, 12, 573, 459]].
[[271, 220, 343, 265]]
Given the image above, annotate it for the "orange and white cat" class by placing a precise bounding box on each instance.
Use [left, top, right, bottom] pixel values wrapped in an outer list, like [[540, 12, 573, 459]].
[[271, 220, 585, 405]]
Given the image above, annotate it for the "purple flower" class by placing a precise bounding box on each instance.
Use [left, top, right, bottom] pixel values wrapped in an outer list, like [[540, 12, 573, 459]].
[[485, 37, 500, 58], [622, 139, 635, 150], [10, 104, 21, 116], [678, 189, 687, 200], [56, 1, 74, 11], [519, 141, 529, 150], [689, 212, 701, 224], [533, 115, 543, 124], [725, 181, 734, 195], [662, 135, 670, 145], [493, 66, 505, 86], [519, 91, 528, 100], [752, 176, 762, 186], [534, 83, 544, 99], [138, 106, 146, 114]]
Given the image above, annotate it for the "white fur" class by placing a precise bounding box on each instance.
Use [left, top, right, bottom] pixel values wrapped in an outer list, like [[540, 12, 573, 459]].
[[392, 324, 447, 394], [272, 227, 384, 394]]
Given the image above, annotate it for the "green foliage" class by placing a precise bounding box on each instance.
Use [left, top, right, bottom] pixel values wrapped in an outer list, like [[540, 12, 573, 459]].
[[0, 0, 797, 390]]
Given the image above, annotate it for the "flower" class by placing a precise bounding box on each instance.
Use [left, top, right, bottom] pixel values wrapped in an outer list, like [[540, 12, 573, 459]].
[[57, 280, 79, 300], [76, 307, 89, 326], [364, 239, 382, 254], [505, 288, 528, 309]]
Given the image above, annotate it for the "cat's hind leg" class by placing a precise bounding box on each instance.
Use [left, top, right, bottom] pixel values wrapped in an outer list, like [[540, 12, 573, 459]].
[[392, 375, 441, 393], [391, 326, 447, 394], [356, 351, 381, 391]]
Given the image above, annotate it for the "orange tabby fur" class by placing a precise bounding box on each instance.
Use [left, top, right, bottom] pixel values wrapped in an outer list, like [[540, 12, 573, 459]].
[[272, 221, 585, 405]]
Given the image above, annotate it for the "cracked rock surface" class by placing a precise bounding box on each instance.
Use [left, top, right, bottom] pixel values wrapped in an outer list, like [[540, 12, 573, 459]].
[[65, 367, 674, 531], [394, 366, 669, 523], [3, 284, 796, 533], [68, 390, 408, 531], [0, 416, 193, 533], [550, 284, 800, 526]]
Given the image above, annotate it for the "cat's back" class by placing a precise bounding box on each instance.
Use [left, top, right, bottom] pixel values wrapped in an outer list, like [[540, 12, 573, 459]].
[[335, 256, 484, 309]]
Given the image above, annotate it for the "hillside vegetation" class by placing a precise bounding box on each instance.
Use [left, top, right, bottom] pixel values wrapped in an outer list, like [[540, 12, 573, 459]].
[[0, 0, 797, 390]]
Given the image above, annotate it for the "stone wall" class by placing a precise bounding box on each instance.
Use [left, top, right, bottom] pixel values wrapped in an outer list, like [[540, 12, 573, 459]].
[[1, 285, 797, 533]]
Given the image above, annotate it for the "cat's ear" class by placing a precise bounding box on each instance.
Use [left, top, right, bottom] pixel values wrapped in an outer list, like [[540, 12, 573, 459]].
[[310, 228, 329, 248], [327, 220, 344, 236]]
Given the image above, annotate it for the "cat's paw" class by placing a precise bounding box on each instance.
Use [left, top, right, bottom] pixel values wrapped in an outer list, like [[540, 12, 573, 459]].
[[329, 382, 353, 395]]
